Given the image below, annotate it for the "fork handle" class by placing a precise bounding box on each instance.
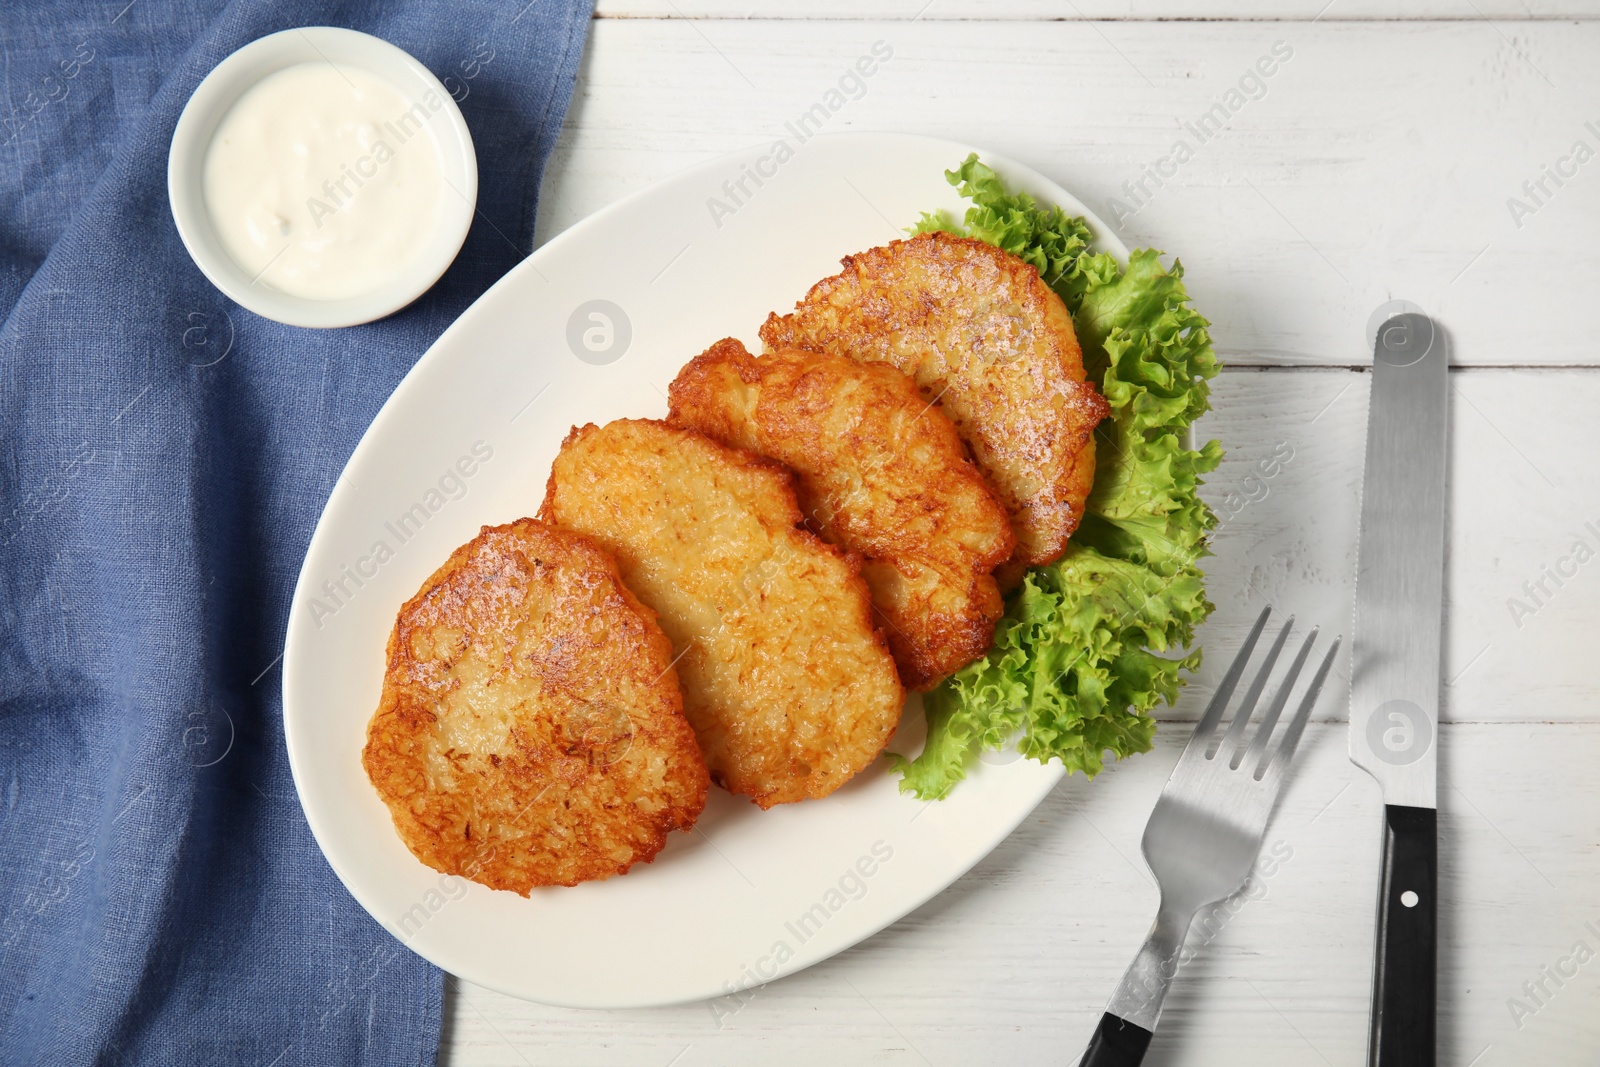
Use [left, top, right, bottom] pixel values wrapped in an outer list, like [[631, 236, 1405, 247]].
[[1368, 804, 1436, 1065], [1081, 1012, 1152, 1066]]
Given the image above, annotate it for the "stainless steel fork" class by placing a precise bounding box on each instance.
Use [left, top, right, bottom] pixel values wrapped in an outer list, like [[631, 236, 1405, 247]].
[[1080, 606, 1342, 1065]]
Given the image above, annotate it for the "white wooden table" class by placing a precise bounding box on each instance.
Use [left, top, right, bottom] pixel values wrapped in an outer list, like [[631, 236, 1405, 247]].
[[444, 3, 1600, 1063]]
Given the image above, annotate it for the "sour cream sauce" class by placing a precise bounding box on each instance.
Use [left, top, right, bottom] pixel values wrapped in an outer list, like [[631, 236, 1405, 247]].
[[202, 62, 446, 301]]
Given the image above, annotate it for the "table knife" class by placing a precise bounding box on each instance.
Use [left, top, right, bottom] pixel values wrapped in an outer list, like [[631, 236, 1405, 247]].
[[1349, 311, 1447, 1065]]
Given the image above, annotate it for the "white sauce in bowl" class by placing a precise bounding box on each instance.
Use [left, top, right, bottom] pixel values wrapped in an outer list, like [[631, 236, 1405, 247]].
[[201, 62, 447, 301]]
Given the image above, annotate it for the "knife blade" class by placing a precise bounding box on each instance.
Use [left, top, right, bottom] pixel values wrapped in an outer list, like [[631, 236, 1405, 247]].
[[1349, 311, 1448, 1066]]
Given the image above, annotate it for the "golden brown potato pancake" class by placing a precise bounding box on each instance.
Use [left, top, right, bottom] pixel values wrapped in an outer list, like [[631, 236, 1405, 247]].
[[538, 418, 904, 808], [668, 338, 1014, 690], [362, 518, 708, 893], [760, 230, 1109, 580]]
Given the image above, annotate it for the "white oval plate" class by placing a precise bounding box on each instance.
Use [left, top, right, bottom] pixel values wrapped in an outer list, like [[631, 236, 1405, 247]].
[[283, 132, 1129, 1009]]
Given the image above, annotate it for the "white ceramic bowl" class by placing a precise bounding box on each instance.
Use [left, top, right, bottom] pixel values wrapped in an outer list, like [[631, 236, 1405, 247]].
[[167, 27, 477, 329]]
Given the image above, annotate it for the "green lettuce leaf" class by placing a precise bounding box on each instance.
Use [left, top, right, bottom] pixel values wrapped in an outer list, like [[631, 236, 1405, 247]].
[[892, 154, 1222, 799]]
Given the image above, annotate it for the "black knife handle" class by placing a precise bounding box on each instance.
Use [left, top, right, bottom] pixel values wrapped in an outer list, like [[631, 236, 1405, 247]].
[[1368, 804, 1436, 1065], [1080, 1012, 1152, 1067]]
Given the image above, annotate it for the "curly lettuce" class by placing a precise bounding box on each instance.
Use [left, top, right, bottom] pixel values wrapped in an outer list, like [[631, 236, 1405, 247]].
[[892, 156, 1222, 799]]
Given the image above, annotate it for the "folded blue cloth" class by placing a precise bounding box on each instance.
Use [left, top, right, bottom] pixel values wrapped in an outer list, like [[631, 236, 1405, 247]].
[[0, 2, 592, 1062]]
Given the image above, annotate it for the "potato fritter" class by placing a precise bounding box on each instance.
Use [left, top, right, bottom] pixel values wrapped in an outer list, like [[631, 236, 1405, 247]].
[[538, 419, 904, 808], [668, 338, 1014, 690], [362, 518, 708, 893], [760, 230, 1109, 579]]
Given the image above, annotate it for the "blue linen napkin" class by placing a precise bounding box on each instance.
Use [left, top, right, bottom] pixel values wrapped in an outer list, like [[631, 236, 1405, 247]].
[[0, 2, 592, 1062]]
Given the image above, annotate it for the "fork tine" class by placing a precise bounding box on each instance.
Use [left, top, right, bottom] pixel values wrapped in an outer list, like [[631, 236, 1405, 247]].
[[1235, 627, 1318, 771], [1188, 606, 1271, 752], [1210, 617, 1294, 762], [1256, 636, 1342, 782]]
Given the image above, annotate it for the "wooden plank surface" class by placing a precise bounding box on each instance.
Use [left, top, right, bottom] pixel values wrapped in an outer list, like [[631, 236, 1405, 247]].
[[445, 9, 1600, 1064], [443, 722, 1600, 1066], [596, 2, 1600, 21], [536, 18, 1600, 368], [1195, 367, 1600, 724]]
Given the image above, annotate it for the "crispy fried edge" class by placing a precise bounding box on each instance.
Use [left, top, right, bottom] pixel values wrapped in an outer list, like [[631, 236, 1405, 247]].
[[666, 338, 1016, 689], [361, 517, 709, 892], [536, 418, 905, 807], [758, 230, 1110, 573]]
